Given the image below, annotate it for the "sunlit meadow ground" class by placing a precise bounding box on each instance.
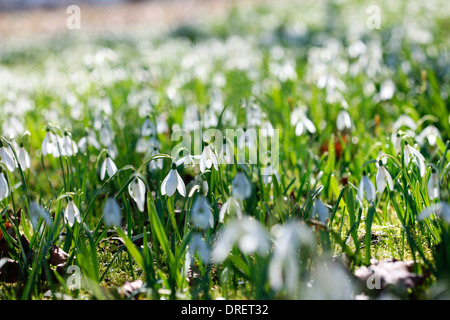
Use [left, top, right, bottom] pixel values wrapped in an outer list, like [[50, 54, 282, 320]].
[[0, 0, 449, 300]]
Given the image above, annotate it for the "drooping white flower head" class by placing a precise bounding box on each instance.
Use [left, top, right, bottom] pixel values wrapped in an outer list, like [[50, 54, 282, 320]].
[[291, 106, 316, 136], [427, 168, 440, 201], [232, 171, 252, 201], [404, 142, 426, 177], [0, 141, 15, 172], [161, 162, 186, 197], [418, 202, 450, 223], [18, 143, 31, 170], [311, 198, 329, 224], [103, 197, 122, 227], [100, 153, 118, 181], [78, 129, 101, 152], [393, 114, 417, 132], [61, 131, 78, 157], [42, 129, 56, 157], [336, 109, 352, 131], [211, 217, 269, 263], [147, 146, 164, 171], [262, 164, 281, 186], [186, 233, 210, 267], [64, 199, 81, 227], [141, 116, 157, 137], [191, 195, 214, 230], [416, 125, 441, 147], [219, 197, 243, 223], [0, 168, 9, 201], [199, 143, 218, 173], [128, 177, 146, 212], [30, 201, 53, 230], [358, 170, 376, 203], [269, 221, 313, 294], [176, 152, 196, 168], [376, 160, 394, 194]]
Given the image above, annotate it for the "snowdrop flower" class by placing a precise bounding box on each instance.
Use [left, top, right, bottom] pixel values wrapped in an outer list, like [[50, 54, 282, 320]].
[[176, 152, 196, 168], [141, 116, 157, 137], [393, 115, 417, 132], [219, 138, 234, 165], [191, 195, 214, 230], [232, 171, 252, 201], [358, 170, 376, 203], [30, 201, 52, 229], [418, 202, 450, 223], [100, 153, 118, 180], [103, 197, 122, 227], [0, 141, 15, 172], [128, 178, 146, 212], [61, 132, 78, 157], [376, 160, 394, 194], [78, 129, 100, 152], [311, 199, 329, 224], [147, 146, 164, 171], [219, 197, 243, 222], [199, 143, 218, 173], [269, 222, 313, 294], [18, 143, 31, 170], [291, 106, 316, 136], [262, 164, 281, 186], [64, 198, 81, 227], [391, 132, 402, 155], [416, 125, 441, 146], [161, 162, 186, 197], [99, 122, 115, 147], [379, 79, 396, 101], [42, 129, 56, 156], [427, 168, 440, 201], [186, 233, 210, 268], [0, 168, 9, 201], [404, 142, 426, 177], [336, 109, 352, 131], [212, 217, 269, 263]]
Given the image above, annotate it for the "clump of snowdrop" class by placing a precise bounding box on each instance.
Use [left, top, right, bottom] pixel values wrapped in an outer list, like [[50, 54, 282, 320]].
[[161, 162, 186, 197], [211, 217, 269, 263]]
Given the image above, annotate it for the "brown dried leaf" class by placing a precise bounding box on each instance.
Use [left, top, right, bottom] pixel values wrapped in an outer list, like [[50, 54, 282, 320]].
[[49, 245, 69, 268]]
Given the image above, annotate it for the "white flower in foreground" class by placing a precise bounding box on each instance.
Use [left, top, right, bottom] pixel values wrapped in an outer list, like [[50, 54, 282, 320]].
[[358, 170, 376, 203], [269, 222, 313, 294], [128, 178, 146, 212], [291, 106, 316, 136], [404, 142, 426, 177], [262, 164, 281, 186], [42, 129, 56, 156], [18, 144, 31, 170], [64, 199, 81, 227], [376, 160, 394, 194], [427, 168, 440, 201], [418, 202, 450, 223], [311, 199, 329, 224], [100, 154, 118, 180], [103, 197, 122, 227], [0, 169, 9, 201], [0, 142, 15, 172], [336, 109, 352, 131], [219, 197, 243, 223], [199, 144, 218, 172], [191, 195, 214, 230], [211, 217, 269, 263], [232, 171, 252, 201], [161, 162, 186, 197]]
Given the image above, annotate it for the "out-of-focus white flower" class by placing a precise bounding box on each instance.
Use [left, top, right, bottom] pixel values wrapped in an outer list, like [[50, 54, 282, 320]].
[[379, 79, 396, 101], [30, 201, 52, 229], [393, 115, 417, 132], [307, 260, 354, 299], [64, 199, 81, 227], [358, 170, 376, 203], [147, 146, 164, 171], [232, 171, 252, 201], [262, 164, 281, 186], [141, 116, 157, 137], [336, 109, 352, 131], [376, 160, 394, 194], [418, 202, 450, 223], [0, 141, 15, 172], [100, 153, 118, 180], [291, 106, 316, 136], [176, 152, 196, 168], [161, 162, 186, 197], [199, 144, 218, 173], [219, 197, 242, 222], [0, 169, 9, 201], [185, 234, 210, 277], [416, 125, 441, 146], [61, 132, 78, 157], [78, 129, 100, 152], [191, 195, 214, 230], [311, 199, 329, 224], [404, 142, 426, 177], [269, 221, 313, 295], [212, 217, 269, 262], [42, 129, 56, 157], [103, 197, 122, 227], [427, 168, 440, 201], [18, 143, 31, 170], [128, 178, 146, 212]]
